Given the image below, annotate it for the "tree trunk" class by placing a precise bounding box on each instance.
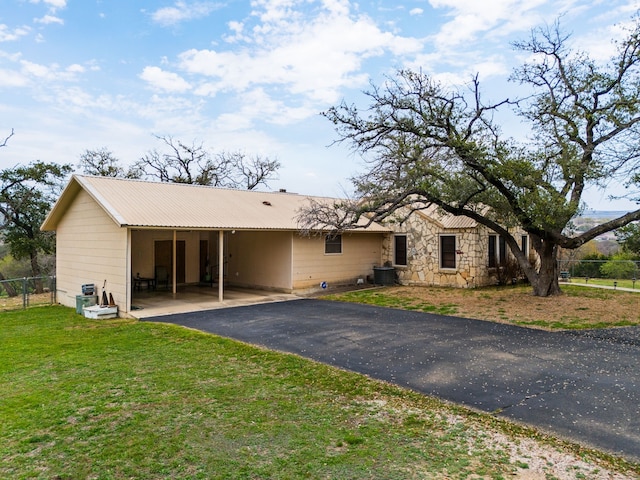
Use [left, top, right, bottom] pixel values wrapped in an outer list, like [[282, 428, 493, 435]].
[[0, 272, 18, 297], [530, 240, 562, 297], [29, 251, 44, 294]]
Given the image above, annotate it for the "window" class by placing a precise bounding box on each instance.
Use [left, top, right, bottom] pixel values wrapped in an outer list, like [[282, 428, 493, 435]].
[[325, 234, 342, 254], [394, 235, 407, 266], [488, 235, 497, 268], [499, 236, 507, 264], [489, 234, 508, 267], [521, 235, 528, 257], [440, 235, 456, 269]]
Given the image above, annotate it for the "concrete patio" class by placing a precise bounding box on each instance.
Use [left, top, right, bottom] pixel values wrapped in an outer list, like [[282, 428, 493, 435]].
[[129, 285, 300, 318]]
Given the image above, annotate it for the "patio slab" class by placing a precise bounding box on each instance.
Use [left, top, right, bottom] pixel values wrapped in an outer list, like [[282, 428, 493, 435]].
[[130, 285, 300, 318]]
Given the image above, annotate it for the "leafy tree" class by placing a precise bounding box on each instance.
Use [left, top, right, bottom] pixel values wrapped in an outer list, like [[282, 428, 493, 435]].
[[600, 253, 639, 279], [572, 252, 610, 278], [615, 222, 640, 254], [300, 18, 640, 297], [132, 135, 280, 190], [78, 147, 140, 178], [0, 161, 72, 290]]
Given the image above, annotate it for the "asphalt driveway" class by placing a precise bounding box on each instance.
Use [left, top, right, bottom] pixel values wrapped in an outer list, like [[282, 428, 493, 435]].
[[146, 298, 640, 463]]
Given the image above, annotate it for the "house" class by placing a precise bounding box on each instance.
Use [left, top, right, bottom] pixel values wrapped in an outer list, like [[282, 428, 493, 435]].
[[42, 175, 533, 317], [41, 175, 391, 317], [382, 205, 533, 288]]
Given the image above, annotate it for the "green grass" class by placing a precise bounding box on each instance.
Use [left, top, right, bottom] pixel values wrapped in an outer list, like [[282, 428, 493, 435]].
[[323, 289, 459, 315], [2, 306, 637, 478], [568, 277, 640, 289]]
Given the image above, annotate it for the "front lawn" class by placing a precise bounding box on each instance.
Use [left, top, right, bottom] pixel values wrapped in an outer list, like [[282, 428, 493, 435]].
[[1, 306, 637, 478], [323, 284, 640, 330]]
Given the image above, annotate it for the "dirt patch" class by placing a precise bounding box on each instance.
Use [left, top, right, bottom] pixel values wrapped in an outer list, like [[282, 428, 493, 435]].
[[0, 292, 54, 311]]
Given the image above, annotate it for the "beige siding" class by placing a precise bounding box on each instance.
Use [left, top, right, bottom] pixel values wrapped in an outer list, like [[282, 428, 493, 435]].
[[131, 230, 204, 284], [292, 233, 384, 291], [55, 189, 129, 312], [227, 231, 293, 291]]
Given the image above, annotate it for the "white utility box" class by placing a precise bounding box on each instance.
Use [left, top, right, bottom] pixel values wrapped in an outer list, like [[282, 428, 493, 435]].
[[83, 305, 118, 319]]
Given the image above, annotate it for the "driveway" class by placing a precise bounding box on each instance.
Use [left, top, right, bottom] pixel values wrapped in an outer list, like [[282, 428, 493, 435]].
[[145, 299, 640, 463]]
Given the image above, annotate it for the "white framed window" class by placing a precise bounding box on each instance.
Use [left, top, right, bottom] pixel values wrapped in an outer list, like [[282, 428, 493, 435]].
[[324, 234, 342, 254], [488, 234, 497, 268], [488, 234, 508, 267], [440, 235, 456, 269]]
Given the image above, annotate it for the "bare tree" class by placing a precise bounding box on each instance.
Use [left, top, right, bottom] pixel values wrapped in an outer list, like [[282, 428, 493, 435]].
[[218, 151, 281, 190], [78, 147, 140, 178], [1, 129, 14, 148], [133, 135, 280, 189]]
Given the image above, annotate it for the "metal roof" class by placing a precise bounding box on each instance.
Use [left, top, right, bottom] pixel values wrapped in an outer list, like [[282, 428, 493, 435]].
[[42, 175, 391, 232], [416, 205, 479, 229]]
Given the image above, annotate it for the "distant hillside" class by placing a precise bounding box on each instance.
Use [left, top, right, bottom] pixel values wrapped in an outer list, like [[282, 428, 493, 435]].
[[579, 210, 630, 219]]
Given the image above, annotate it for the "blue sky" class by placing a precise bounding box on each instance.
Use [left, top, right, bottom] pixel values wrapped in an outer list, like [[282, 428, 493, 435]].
[[2, 0, 640, 210]]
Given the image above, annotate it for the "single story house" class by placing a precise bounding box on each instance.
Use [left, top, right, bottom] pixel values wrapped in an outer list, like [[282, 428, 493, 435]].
[[42, 175, 534, 317], [41, 175, 391, 317]]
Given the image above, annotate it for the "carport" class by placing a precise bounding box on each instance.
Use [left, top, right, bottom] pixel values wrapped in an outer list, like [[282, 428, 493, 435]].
[[131, 228, 229, 303]]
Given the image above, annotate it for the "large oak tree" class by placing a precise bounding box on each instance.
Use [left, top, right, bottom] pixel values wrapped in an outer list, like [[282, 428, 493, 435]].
[[301, 20, 640, 296]]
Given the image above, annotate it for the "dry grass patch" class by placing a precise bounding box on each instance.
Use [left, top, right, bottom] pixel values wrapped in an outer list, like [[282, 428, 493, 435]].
[[325, 284, 640, 330]]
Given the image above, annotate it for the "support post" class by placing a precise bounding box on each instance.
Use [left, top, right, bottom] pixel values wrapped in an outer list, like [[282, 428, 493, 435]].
[[172, 230, 177, 296], [218, 230, 224, 302]]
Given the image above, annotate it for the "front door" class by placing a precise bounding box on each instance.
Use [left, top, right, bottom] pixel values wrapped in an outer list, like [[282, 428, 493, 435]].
[[154, 240, 186, 284]]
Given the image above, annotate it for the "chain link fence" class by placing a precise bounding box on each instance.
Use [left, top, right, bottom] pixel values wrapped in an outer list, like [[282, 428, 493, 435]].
[[557, 260, 640, 289], [0, 276, 57, 311]]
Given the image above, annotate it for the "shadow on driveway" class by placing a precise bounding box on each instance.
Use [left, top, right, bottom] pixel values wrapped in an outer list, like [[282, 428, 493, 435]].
[[145, 298, 640, 463]]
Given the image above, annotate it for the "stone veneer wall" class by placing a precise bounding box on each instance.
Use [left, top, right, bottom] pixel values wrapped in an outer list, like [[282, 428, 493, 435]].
[[382, 211, 520, 288]]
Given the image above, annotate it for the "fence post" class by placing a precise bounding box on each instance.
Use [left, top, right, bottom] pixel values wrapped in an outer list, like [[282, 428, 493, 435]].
[[22, 277, 27, 309]]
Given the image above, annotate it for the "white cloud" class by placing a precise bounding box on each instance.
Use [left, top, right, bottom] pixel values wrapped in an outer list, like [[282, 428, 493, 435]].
[[20, 60, 51, 78], [66, 64, 85, 73], [0, 24, 31, 42], [409, 8, 424, 15], [139, 66, 192, 93], [427, 0, 550, 48], [174, 0, 422, 108], [30, 0, 67, 8], [34, 15, 64, 25], [150, 1, 221, 26], [29, 0, 67, 17], [0, 56, 93, 86], [215, 87, 316, 130], [0, 68, 28, 87]]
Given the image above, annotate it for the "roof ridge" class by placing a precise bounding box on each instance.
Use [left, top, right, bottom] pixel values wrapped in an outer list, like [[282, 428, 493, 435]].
[[76, 174, 343, 201]]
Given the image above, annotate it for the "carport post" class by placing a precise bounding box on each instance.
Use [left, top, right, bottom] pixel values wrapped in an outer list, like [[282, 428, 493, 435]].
[[218, 230, 224, 302], [172, 230, 177, 296]]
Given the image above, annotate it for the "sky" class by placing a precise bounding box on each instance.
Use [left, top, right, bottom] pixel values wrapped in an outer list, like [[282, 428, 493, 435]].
[[2, 0, 640, 210]]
